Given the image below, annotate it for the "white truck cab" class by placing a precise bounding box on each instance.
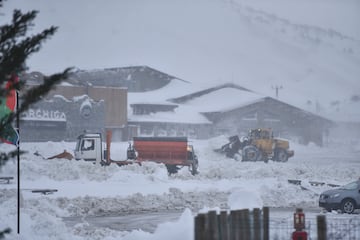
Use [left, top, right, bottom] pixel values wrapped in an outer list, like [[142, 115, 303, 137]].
[[74, 133, 103, 164]]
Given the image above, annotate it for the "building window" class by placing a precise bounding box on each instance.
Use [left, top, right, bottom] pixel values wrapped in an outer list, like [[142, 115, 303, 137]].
[[81, 139, 94, 151]]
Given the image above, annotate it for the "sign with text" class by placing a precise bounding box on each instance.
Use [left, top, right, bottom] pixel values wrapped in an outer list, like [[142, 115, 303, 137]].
[[21, 109, 66, 122], [21, 108, 67, 129]]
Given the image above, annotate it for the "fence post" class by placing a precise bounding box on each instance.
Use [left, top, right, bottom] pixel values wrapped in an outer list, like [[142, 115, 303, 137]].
[[207, 210, 219, 240], [239, 209, 251, 240], [253, 208, 261, 240], [219, 211, 229, 240], [262, 207, 269, 240], [230, 210, 241, 240], [195, 213, 206, 240], [317, 215, 327, 240], [238, 210, 245, 240], [196, 207, 270, 240]]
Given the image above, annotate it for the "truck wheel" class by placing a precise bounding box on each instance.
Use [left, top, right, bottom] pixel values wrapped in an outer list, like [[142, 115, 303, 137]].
[[190, 161, 199, 175], [166, 165, 179, 175], [274, 149, 288, 162], [242, 145, 260, 161], [341, 199, 355, 214]]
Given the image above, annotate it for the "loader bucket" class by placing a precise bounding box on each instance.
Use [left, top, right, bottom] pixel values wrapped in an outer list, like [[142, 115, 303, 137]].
[[47, 150, 74, 160]]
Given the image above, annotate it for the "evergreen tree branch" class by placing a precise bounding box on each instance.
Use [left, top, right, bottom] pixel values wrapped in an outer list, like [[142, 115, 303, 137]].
[[0, 6, 72, 164], [0, 68, 72, 136], [1, 9, 58, 94], [18, 68, 72, 114], [0, 228, 11, 239]]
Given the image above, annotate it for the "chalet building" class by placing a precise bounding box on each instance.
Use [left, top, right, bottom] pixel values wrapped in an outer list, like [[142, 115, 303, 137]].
[[20, 66, 334, 146], [127, 105, 213, 139]]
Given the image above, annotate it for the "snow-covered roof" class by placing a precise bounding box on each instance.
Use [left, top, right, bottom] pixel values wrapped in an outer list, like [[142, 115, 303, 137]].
[[64, 66, 180, 92], [128, 80, 205, 106], [180, 87, 264, 113], [128, 83, 265, 124]]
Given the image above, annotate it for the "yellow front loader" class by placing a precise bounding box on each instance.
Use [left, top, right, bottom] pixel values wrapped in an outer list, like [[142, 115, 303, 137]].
[[216, 128, 294, 162]]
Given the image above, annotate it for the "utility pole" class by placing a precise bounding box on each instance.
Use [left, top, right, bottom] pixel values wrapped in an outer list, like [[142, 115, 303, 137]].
[[272, 85, 283, 99]]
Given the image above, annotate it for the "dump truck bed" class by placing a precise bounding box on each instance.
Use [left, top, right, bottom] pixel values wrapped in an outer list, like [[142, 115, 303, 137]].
[[133, 137, 191, 165]]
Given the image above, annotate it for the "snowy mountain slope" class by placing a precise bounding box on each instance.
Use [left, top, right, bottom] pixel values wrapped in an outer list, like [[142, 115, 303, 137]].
[[234, 0, 360, 40], [2, 0, 360, 122]]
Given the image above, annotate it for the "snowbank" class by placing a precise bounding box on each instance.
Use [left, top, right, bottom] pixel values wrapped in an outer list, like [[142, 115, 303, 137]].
[[1, 136, 359, 239]]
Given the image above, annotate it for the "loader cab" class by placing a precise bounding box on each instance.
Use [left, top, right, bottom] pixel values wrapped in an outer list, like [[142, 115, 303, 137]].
[[249, 128, 272, 140], [248, 128, 274, 156], [127, 142, 137, 160], [74, 133, 103, 164]]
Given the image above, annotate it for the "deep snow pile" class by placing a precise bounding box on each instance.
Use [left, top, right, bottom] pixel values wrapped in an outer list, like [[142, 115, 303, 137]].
[[1, 137, 359, 239]]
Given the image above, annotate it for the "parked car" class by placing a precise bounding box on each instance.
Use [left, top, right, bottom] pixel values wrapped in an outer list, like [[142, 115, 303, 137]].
[[319, 179, 360, 214]]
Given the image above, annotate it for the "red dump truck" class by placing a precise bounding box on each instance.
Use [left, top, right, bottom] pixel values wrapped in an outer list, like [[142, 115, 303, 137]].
[[74, 131, 199, 175]]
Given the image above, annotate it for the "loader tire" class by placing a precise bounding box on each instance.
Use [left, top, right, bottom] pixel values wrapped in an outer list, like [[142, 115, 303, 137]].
[[242, 145, 260, 161], [274, 148, 288, 162]]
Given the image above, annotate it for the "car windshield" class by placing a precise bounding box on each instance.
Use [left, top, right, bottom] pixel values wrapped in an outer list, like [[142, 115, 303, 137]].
[[339, 181, 359, 190]]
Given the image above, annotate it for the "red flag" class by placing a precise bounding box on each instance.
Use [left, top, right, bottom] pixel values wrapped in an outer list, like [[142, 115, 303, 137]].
[[0, 74, 19, 145], [5, 74, 18, 110]]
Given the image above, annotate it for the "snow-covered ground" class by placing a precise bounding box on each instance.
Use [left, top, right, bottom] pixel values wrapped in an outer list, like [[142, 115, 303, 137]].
[[1, 0, 360, 239], [1, 138, 359, 239]]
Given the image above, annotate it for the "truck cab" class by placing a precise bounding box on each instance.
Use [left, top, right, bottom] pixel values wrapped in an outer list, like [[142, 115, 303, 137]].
[[74, 133, 103, 164]]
